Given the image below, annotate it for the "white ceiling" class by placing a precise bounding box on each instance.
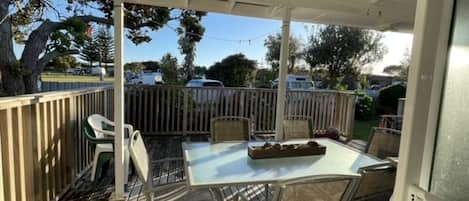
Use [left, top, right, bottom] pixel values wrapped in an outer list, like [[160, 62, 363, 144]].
[[124, 0, 416, 32]]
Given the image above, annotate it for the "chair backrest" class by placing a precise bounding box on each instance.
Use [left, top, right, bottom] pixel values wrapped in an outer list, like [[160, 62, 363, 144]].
[[128, 131, 150, 183], [283, 116, 313, 140], [365, 127, 401, 159], [210, 116, 251, 142], [87, 114, 110, 138], [83, 120, 98, 145], [353, 164, 396, 200], [276, 175, 360, 201]]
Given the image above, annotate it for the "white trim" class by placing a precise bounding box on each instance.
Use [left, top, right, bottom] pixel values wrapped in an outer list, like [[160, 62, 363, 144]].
[[274, 7, 291, 140], [392, 0, 454, 200], [418, 0, 454, 189], [113, 0, 127, 199]]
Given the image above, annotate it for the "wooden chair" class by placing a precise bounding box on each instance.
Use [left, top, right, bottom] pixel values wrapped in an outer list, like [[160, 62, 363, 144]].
[[352, 163, 397, 201], [210, 116, 252, 142], [283, 116, 314, 140], [273, 175, 361, 201], [365, 127, 401, 159], [128, 130, 188, 201]]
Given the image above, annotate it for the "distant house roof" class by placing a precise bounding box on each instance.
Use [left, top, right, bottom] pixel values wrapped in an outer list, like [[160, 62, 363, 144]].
[[125, 0, 416, 32]]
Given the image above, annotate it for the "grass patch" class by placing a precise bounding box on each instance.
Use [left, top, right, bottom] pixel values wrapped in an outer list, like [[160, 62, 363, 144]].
[[353, 118, 380, 141], [41, 73, 114, 83]]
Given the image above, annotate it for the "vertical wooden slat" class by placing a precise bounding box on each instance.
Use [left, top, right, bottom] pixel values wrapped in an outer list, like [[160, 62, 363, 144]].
[[149, 88, 155, 133], [0, 120, 4, 201], [143, 88, 148, 133], [0, 109, 17, 201], [64, 97, 73, 185], [205, 89, 210, 132], [171, 88, 176, 132], [53, 100, 61, 193], [34, 103, 43, 201], [22, 106, 35, 201], [13, 107, 27, 201], [40, 102, 50, 200], [48, 101, 56, 200]]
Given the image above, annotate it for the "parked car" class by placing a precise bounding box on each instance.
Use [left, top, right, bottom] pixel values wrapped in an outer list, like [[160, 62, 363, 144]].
[[186, 79, 224, 87], [90, 67, 106, 76], [272, 74, 315, 90], [127, 72, 164, 85], [66, 68, 87, 75], [186, 79, 224, 104]]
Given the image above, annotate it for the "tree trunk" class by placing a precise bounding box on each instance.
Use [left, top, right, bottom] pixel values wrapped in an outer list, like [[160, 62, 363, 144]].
[[184, 54, 194, 81], [1, 66, 25, 96], [23, 73, 39, 94], [0, 2, 24, 96]]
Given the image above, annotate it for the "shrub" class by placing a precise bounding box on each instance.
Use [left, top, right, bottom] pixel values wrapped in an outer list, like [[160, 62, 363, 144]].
[[376, 84, 406, 114], [354, 90, 376, 120]]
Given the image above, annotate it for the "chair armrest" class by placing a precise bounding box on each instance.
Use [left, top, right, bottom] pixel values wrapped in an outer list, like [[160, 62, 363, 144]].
[[124, 124, 134, 136], [87, 137, 115, 145], [98, 128, 116, 136], [359, 163, 395, 172], [99, 126, 133, 138]]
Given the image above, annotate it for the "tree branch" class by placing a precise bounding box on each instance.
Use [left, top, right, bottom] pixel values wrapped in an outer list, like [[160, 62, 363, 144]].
[[37, 49, 80, 72]]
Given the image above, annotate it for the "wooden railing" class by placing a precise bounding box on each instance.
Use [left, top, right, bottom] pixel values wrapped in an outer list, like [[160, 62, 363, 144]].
[[124, 86, 356, 140], [0, 87, 113, 201], [0, 85, 354, 201]]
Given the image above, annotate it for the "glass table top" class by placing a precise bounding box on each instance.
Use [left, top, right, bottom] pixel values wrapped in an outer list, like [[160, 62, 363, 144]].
[[182, 139, 385, 188]]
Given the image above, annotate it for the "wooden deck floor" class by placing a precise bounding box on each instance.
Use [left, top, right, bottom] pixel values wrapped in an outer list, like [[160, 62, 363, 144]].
[[60, 136, 372, 201]]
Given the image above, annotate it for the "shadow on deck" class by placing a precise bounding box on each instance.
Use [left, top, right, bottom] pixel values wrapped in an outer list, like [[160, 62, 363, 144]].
[[60, 135, 277, 201]]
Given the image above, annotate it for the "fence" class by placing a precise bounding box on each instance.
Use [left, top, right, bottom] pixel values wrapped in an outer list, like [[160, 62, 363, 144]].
[[0, 85, 355, 201], [40, 81, 112, 92], [124, 86, 356, 140], [0, 87, 113, 201]]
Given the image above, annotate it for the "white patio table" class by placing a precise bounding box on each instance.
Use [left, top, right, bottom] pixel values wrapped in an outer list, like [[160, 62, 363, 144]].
[[182, 138, 385, 200]]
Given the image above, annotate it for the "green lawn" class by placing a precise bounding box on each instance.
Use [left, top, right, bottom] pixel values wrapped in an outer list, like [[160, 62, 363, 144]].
[[41, 73, 114, 83], [353, 118, 380, 141]]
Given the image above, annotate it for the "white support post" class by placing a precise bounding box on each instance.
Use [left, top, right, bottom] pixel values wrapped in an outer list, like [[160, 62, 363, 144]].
[[274, 8, 291, 140], [112, 0, 126, 200]]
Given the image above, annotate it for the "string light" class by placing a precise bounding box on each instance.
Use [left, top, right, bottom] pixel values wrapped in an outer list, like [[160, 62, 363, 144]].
[[163, 23, 278, 45]]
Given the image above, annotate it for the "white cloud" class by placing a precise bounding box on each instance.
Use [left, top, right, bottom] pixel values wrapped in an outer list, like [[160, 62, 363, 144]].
[[373, 32, 413, 74]]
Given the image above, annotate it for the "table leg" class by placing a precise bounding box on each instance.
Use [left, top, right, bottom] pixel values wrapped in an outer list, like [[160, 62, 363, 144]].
[[265, 184, 269, 200]]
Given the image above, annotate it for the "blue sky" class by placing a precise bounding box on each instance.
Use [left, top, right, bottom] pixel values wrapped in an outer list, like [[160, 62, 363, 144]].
[[14, 7, 413, 74], [123, 12, 413, 73]]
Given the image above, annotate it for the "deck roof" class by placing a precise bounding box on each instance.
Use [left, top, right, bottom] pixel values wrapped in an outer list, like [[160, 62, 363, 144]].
[[125, 0, 416, 32]]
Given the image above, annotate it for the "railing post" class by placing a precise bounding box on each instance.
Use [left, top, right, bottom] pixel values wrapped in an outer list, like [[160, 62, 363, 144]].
[[274, 7, 292, 140], [182, 88, 189, 140], [103, 88, 108, 118]]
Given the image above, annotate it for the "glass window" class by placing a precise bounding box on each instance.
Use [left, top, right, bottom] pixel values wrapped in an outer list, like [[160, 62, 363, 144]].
[[203, 82, 222, 87], [430, 0, 469, 200]]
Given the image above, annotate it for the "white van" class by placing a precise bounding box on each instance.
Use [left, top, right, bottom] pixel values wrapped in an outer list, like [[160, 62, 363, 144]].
[[186, 79, 224, 87], [90, 67, 106, 76], [128, 72, 164, 85], [186, 79, 224, 104], [272, 74, 315, 90]]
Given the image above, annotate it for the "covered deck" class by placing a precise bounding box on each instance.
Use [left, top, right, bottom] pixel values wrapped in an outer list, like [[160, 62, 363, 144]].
[[0, 85, 358, 201], [60, 136, 375, 201]]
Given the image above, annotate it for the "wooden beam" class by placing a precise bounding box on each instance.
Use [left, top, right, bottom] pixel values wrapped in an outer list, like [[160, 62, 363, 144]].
[[228, 0, 236, 12]]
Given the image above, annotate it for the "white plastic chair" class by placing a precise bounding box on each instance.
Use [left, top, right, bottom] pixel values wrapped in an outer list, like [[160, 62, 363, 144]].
[[86, 114, 132, 185], [128, 130, 188, 200]]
